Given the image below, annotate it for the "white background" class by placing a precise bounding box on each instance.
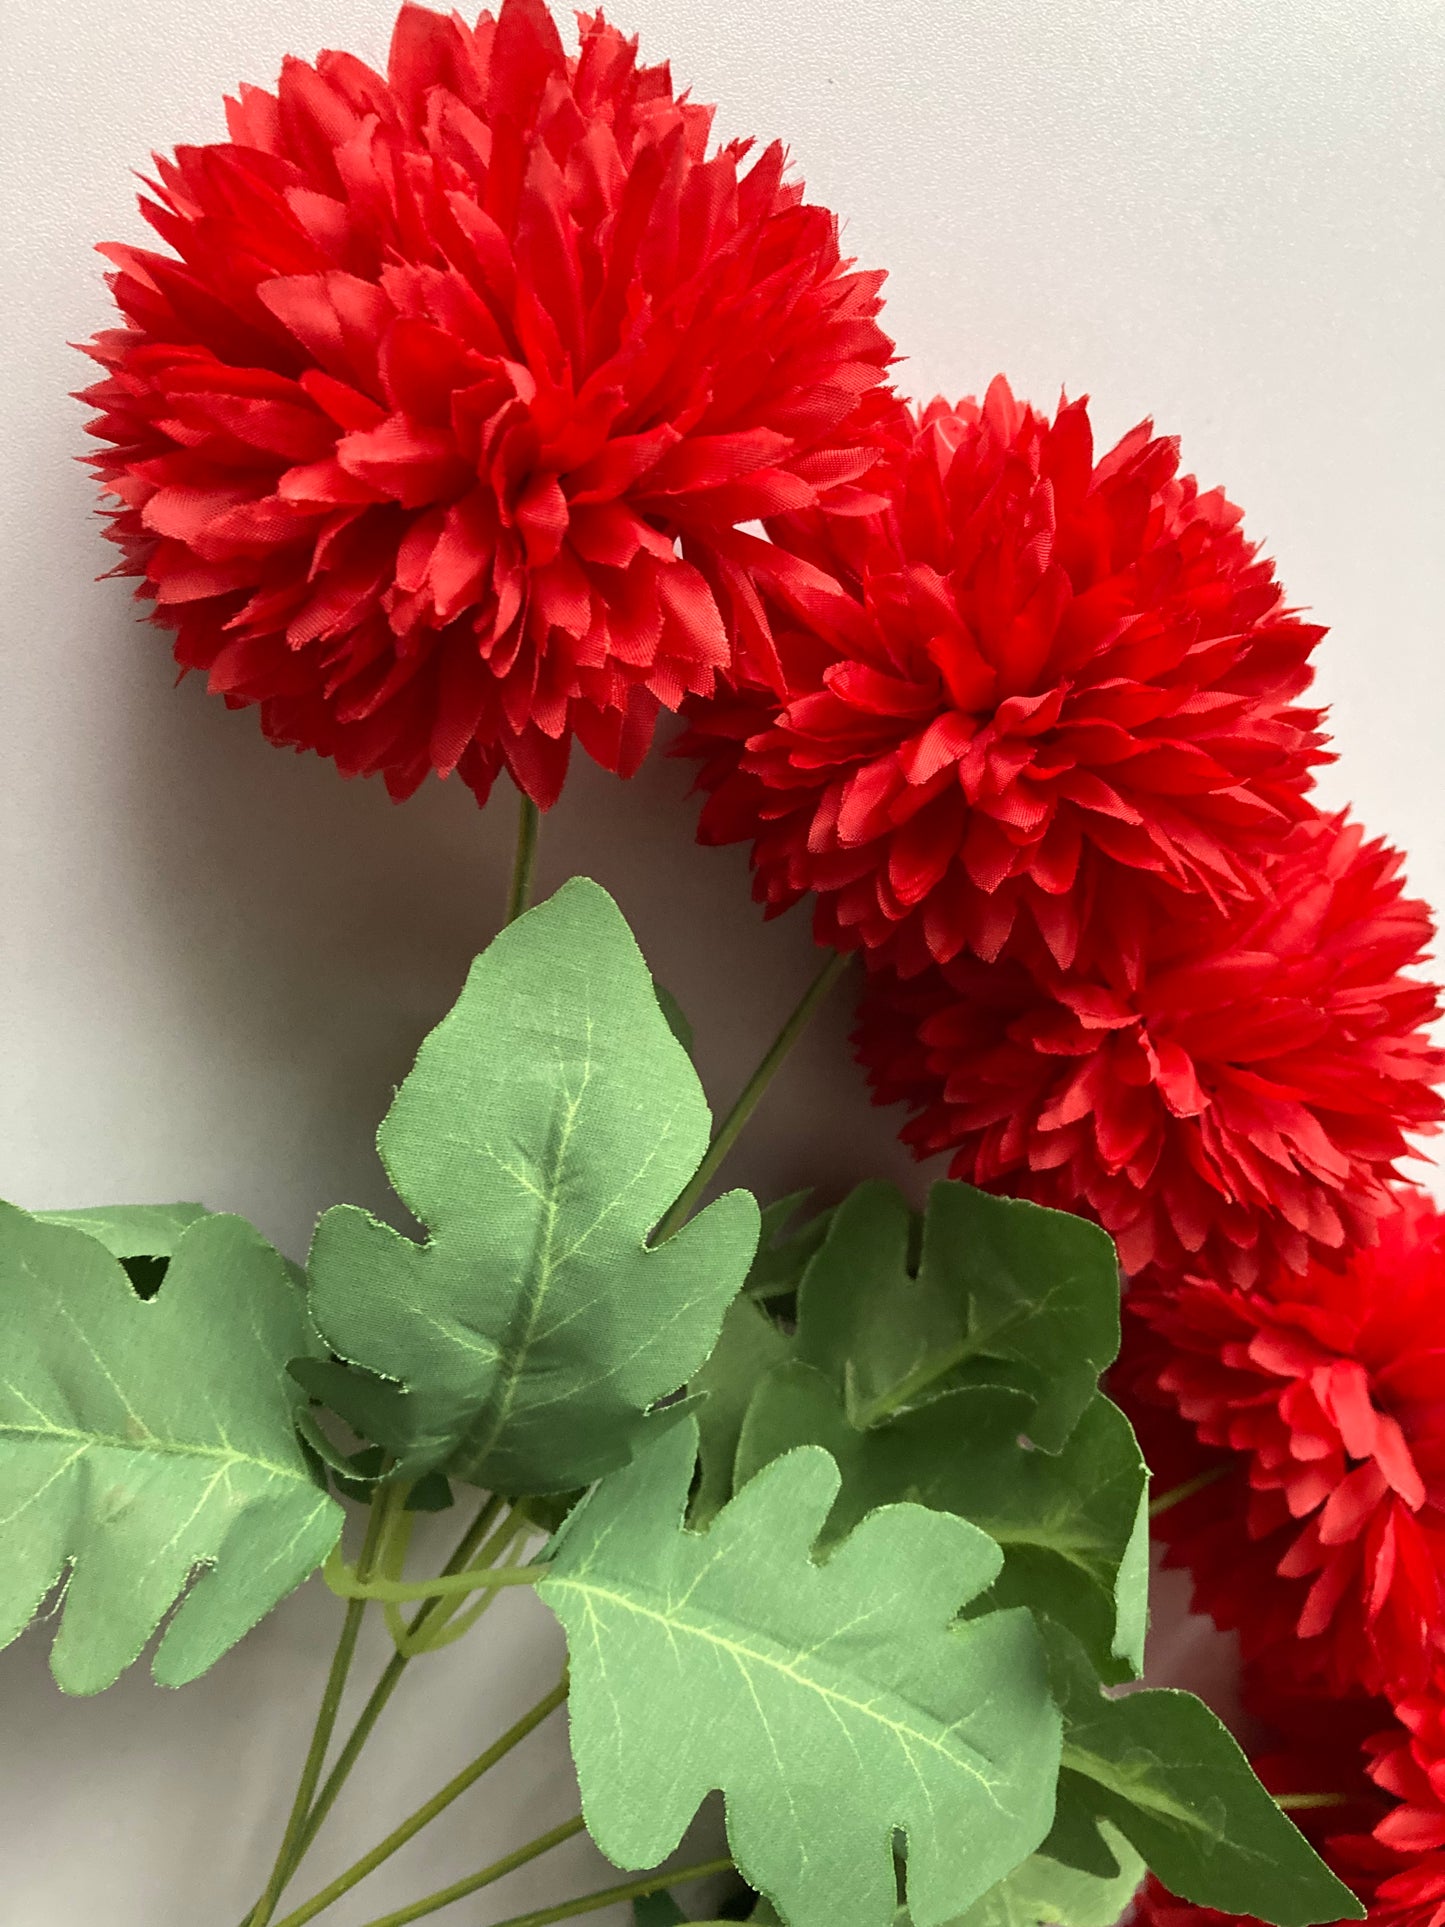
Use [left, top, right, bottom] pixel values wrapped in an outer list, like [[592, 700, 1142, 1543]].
[[2, 0, 1442, 1920]]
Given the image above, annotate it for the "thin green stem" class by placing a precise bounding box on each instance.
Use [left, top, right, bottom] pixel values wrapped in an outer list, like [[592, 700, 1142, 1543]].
[[354, 1815, 592, 1927], [286, 1496, 512, 1867], [272, 1678, 570, 1927], [655, 949, 853, 1242], [506, 790, 541, 925], [418, 1523, 530, 1653], [431, 1856, 738, 1927], [246, 1490, 394, 1927], [1149, 1461, 1230, 1519], [1276, 1792, 1352, 1812], [326, 1556, 545, 1604]]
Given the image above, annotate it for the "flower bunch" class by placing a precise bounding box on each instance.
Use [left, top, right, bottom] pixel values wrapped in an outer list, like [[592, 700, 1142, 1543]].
[[76, 6, 1445, 1926]]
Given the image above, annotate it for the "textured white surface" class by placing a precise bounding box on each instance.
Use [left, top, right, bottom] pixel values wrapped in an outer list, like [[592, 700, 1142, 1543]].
[[1, 0, 1441, 1920]]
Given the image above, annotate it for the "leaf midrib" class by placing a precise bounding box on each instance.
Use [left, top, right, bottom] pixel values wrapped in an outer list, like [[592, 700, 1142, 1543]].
[[548, 1572, 1008, 1802], [0, 1418, 308, 1486]]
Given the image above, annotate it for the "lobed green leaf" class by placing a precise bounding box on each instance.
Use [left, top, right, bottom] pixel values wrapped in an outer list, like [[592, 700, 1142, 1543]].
[[0, 1203, 341, 1693], [542, 1416, 1062, 1927], [302, 879, 760, 1496]]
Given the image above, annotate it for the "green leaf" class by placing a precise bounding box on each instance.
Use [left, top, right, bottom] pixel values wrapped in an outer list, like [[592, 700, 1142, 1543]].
[[634, 1896, 688, 1926], [31, 1202, 212, 1300], [0, 1202, 341, 1694], [905, 1830, 1142, 1927], [1043, 1625, 1363, 1926], [541, 1416, 1061, 1927], [654, 981, 695, 1056], [745, 1192, 832, 1304], [690, 1295, 791, 1527], [304, 879, 760, 1496], [793, 1183, 1118, 1451], [736, 1369, 1147, 1678], [733, 1180, 1145, 1678], [30, 1201, 209, 1259]]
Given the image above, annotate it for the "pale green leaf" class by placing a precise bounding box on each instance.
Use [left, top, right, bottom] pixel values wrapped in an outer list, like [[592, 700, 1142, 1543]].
[[736, 1368, 1147, 1678], [894, 1829, 1141, 1927], [541, 1416, 1061, 1927], [304, 879, 760, 1495], [0, 1203, 341, 1693], [794, 1183, 1118, 1451], [1043, 1625, 1363, 1926]]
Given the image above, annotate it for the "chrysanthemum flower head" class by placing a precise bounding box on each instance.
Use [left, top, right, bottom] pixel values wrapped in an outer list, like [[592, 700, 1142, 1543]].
[[80, 0, 893, 806], [1126, 1191, 1445, 1697], [855, 812, 1443, 1287], [683, 376, 1329, 982]]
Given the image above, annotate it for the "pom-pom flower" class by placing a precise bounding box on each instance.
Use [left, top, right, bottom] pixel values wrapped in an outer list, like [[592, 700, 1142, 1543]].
[[683, 376, 1328, 982], [855, 812, 1443, 1286], [1125, 1191, 1445, 1696], [80, 0, 893, 806]]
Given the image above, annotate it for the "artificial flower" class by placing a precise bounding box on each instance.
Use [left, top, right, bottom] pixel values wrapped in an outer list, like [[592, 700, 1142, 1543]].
[[855, 812, 1443, 1286], [683, 377, 1328, 982], [81, 0, 893, 807], [1125, 1191, 1445, 1695]]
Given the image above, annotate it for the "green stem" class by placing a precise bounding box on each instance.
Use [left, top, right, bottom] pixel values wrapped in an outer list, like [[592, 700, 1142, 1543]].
[[326, 1556, 546, 1604], [353, 1816, 593, 1927], [656, 949, 853, 1242], [1276, 1792, 1352, 1811], [272, 1678, 570, 1927], [246, 1490, 394, 1927], [506, 790, 541, 925], [434, 1856, 737, 1927], [1149, 1461, 1230, 1519], [285, 1496, 512, 1869]]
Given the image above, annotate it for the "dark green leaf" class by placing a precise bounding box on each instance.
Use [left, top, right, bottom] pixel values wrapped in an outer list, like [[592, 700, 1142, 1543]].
[[736, 1368, 1147, 1678], [690, 1295, 791, 1526], [793, 1183, 1118, 1451], [654, 981, 695, 1056], [744, 1192, 833, 1305], [541, 1416, 1061, 1927], [304, 879, 760, 1496], [0, 1203, 341, 1693], [1043, 1625, 1363, 1926], [634, 1896, 688, 1926]]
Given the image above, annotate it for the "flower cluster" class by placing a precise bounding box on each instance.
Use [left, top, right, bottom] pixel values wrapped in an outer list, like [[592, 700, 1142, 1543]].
[[83, 9, 1445, 1922]]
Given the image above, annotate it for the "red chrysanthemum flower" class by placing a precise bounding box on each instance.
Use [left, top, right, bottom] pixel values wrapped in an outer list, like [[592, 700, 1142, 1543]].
[[855, 812, 1443, 1286], [681, 375, 1329, 982], [80, 0, 893, 807], [1369, 1691, 1445, 1856], [1124, 1192, 1445, 1696]]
